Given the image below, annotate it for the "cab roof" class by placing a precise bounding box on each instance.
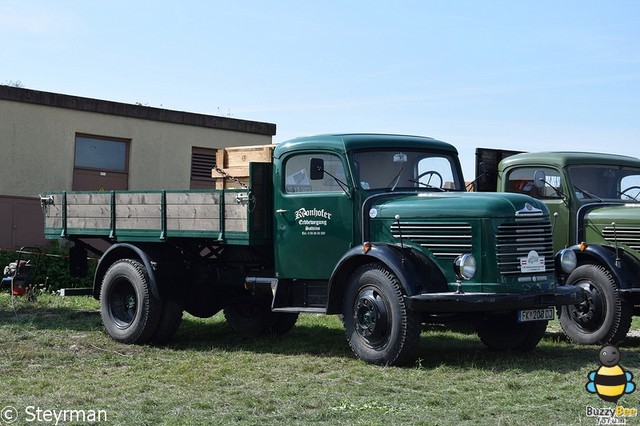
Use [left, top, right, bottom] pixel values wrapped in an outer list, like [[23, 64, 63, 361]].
[[273, 133, 458, 159], [501, 151, 640, 170]]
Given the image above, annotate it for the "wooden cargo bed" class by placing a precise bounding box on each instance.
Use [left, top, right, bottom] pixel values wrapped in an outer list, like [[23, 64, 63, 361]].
[[43, 163, 273, 245]]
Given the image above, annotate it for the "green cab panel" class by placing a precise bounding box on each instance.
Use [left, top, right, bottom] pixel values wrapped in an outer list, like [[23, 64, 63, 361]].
[[584, 204, 640, 261]]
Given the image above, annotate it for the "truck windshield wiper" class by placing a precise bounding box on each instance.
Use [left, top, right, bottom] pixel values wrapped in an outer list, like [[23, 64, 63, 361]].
[[387, 167, 404, 192], [573, 185, 603, 202]]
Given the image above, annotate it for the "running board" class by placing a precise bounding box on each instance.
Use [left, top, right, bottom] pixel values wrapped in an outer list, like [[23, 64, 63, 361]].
[[272, 307, 327, 314]]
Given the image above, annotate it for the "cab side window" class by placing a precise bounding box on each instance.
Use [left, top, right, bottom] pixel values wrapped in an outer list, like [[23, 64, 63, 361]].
[[506, 167, 562, 199], [284, 154, 346, 193]]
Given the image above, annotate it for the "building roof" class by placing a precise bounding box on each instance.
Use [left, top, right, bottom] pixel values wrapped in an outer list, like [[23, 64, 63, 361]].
[[0, 85, 276, 136]]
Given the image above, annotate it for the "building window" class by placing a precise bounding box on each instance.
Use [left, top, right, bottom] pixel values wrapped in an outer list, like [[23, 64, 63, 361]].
[[74, 135, 128, 172], [72, 134, 129, 191]]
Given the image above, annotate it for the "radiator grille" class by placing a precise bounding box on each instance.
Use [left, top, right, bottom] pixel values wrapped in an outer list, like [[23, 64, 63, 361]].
[[602, 226, 640, 253], [496, 218, 555, 275], [391, 222, 472, 259]]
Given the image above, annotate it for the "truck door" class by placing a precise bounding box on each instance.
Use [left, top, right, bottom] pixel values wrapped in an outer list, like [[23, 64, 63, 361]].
[[274, 152, 354, 279]]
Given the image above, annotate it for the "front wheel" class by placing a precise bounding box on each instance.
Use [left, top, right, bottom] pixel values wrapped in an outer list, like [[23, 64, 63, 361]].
[[342, 263, 421, 366], [476, 312, 547, 351], [100, 259, 162, 344], [558, 264, 632, 345]]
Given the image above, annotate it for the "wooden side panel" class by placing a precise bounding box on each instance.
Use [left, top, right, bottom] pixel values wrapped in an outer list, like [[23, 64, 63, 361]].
[[115, 193, 161, 230], [67, 193, 111, 230], [166, 192, 220, 232], [43, 188, 258, 242]]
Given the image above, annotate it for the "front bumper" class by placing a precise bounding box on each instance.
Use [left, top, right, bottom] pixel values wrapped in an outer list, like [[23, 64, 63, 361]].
[[405, 285, 584, 313]]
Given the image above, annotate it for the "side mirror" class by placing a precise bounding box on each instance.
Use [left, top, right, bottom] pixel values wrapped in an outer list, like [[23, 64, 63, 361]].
[[310, 158, 324, 180], [533, 170, 546, 189]]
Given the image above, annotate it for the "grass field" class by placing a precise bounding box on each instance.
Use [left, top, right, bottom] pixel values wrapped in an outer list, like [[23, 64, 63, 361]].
[[0, 293, 639, 425]]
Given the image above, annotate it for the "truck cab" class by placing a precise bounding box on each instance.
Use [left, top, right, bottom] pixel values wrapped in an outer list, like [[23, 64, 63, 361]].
[[476, 149, 640, 345]]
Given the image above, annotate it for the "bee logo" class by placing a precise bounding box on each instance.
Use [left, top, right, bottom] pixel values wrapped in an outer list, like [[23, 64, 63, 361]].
[[586, 345, 636, 403]]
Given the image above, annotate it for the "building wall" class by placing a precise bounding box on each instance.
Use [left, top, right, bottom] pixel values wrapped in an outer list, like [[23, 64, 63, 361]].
[[0, 86, 276, 249]]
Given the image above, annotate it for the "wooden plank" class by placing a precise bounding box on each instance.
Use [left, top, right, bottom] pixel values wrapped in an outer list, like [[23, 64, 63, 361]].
[[221, 178, 249, 189], [67, 193, 111, 205], [45, 204, 63, 218], [46, 218, 62, 228], [67, 205, 111, 218], [167, 218, 220, 232], [116, 218, 161, 230], [166, 204, 219, 219], [115, 192, 162, 205], [225, 218, 248, 232], [115, 205, 162, 218], [215, 149, 225, 167], [67, 218, 111, 229], [225, 204, 248, 220], [166, 192, 220, 205], [224, 145, 274, 167]]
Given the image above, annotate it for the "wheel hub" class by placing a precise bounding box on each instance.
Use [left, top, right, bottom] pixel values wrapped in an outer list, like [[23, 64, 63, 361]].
[[109, 279, 137, 328], [353, 289, 389, 346], [570, 280, 605, 330]]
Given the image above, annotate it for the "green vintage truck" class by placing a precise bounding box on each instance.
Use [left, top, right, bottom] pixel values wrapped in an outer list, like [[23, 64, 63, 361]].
[[41, 134, 583, 366], [476, 148, 640, 345]]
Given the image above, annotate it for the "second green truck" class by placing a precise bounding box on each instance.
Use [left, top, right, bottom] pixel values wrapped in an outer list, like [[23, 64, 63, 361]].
[[476, 148, 640, 345]]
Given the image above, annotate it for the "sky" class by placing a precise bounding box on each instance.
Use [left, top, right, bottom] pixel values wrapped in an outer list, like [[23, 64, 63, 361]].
[[2, 1, 639, 177]]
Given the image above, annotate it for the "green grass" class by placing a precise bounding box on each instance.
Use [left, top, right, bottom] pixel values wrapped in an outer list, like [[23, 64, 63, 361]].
[[1, 293, 639, 425]]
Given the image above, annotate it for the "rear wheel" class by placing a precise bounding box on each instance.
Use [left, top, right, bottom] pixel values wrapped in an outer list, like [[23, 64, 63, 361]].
[[342, 263, 421, 366], [476, 312, 547, 351], [100, 259, 162, 343], [151, 300, 183, 344], [558, 264, 632, 345]]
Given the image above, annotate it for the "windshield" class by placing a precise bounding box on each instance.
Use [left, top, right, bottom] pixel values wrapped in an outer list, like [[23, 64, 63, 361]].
[[351, 150, 462, 191], [569, 165, 640, 202]]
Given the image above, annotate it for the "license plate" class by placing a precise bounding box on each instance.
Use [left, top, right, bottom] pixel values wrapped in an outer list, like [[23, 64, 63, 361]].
[[518, 308, 554, 323]]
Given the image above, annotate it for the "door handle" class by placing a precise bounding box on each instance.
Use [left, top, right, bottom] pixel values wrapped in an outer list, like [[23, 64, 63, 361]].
[[276, 209, 288, 214]]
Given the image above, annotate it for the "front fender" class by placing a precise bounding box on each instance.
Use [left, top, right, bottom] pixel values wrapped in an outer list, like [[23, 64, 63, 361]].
[[556, 244, 639, 290], [325, 243, 446, 314], [93, 243, 160, 300]]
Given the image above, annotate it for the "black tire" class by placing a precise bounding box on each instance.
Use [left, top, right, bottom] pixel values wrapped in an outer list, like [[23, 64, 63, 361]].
[[558, 264, 632, 345], [342, 263, 421, 366], [476, 312, 547, 351], [223, 298, 298, 336], [271, 311, 299, 336], [184, 286, 223, 318], [150, 300, 183, 345], [100, 259, 162, 344]]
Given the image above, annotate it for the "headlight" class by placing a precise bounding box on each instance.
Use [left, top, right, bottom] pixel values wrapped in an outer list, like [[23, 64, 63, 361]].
[[559, 248, 577, 273], [453, 254, 476, 280]]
